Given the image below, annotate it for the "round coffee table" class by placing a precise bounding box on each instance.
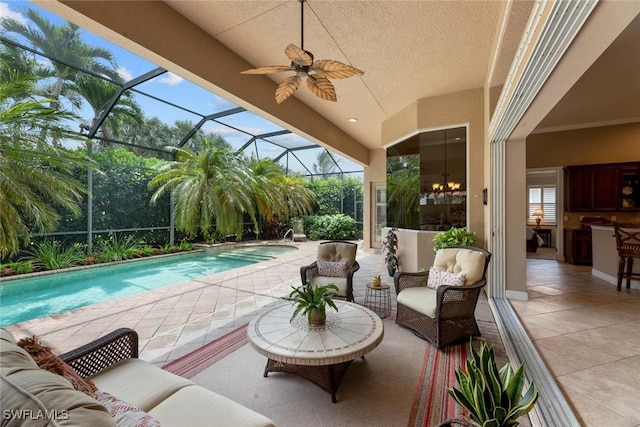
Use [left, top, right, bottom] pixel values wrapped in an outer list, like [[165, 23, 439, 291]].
[[247, 300, 384, 402]]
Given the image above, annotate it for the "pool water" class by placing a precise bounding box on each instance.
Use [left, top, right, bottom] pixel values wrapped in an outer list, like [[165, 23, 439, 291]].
[[0, 245, 295, 327]]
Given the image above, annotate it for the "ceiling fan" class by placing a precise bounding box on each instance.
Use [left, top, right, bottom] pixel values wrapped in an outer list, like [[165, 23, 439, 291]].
[[241, 0, 364, 104]]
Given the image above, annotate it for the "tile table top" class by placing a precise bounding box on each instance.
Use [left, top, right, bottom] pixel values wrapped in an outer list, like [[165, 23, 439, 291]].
[[247, 301, 384, 366]]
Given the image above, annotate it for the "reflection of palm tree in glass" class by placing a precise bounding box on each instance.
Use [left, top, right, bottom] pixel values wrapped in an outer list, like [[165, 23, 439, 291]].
[[387, 156, 420, 229]]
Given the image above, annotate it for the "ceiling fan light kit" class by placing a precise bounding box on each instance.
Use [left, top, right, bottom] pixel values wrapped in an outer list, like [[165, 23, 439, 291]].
[[241, 0, 364, 103]]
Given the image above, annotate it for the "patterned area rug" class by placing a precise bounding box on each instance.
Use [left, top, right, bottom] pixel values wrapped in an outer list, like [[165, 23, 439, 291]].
[[162, 323, 248, 378], [407, 343, 470, 427]]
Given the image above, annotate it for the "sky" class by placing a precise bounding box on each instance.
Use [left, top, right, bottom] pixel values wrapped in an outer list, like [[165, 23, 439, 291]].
[[0, 1, 363, 175]]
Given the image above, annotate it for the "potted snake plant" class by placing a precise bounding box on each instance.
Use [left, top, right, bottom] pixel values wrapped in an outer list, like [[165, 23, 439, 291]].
[[438, 341, 539, 427]]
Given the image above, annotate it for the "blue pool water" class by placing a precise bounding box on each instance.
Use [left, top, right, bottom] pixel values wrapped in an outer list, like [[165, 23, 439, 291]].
[[0, 245, 295, 327]]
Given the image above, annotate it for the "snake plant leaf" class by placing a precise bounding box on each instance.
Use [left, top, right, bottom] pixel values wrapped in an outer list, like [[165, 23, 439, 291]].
[[504, 365, 526, 408], [483, 419, 500, 427], [473, 383, 489, 422], [447, 387, 476, 416], [506, 383, 539, 420]]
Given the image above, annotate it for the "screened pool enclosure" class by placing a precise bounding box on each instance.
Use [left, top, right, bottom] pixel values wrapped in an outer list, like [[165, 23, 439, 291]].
[[0, 4, 363, 256]]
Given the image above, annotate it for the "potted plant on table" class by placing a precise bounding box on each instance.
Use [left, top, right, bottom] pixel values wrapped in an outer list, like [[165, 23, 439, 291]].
[[438, 341, 539, 427], [433, 227, 477, 253], [282, 282, 339, 327]]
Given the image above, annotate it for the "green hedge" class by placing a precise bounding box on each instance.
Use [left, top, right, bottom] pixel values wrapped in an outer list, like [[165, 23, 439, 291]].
[[303, 214, 356, 240]]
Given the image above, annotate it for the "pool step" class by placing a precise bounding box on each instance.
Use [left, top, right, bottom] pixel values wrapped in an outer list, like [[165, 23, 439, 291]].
[[217, 252, 274, 262]]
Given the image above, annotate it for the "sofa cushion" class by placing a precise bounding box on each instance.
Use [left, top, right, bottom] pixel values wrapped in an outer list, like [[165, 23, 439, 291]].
[[396, 287, 437, 318], [317, 242, 356, 268], [317, 259, 349, 277], [90, 358, 193, 412], [427, 267, 466, 289], [149, 384, 276, 427], [1, 339, 115, 427], [433, 248, 486, 285]]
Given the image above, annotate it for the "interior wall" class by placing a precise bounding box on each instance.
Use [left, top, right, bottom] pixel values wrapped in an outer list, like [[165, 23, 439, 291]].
[[506, 138, 528, 297], [527, 122, 640, 168]]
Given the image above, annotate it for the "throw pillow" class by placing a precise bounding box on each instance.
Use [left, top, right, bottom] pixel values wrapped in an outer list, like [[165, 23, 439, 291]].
[[17, 336, 98, 397], [427, 266, 466, 288], [317, 259, 349, 277], [95, 390, 162, 427]]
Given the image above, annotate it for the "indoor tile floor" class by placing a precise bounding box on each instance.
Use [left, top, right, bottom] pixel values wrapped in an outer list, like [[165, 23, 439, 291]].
[[513, 257, 640, 427]]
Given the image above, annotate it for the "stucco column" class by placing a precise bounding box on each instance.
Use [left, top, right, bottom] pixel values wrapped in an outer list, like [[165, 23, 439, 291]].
[[505, 137, 528, 299]]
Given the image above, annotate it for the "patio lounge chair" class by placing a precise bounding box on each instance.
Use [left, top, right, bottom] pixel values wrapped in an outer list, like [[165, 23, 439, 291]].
[[300, 240, 360, 302], [394, 246, 491, 347]]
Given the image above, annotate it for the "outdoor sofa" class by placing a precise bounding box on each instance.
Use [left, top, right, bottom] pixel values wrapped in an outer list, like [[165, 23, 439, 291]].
[[1, 327, 276, 427]]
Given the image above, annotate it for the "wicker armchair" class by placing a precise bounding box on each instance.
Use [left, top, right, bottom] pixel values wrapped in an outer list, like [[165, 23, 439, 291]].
[[394, 246, 491, 348], [300, 240, 360, 302]]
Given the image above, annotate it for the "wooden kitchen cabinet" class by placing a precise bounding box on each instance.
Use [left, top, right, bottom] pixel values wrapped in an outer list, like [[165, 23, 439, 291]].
[[565, 162, 640, 211], [564, 229, 592, 265]]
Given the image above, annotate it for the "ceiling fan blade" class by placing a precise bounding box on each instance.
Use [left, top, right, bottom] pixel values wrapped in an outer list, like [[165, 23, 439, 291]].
[[285, 44, 313, 66], [275, 75, 302, 104], [311, 60, 364, 79], [305, 75, 337, 102], [241, 65, 292, 74]]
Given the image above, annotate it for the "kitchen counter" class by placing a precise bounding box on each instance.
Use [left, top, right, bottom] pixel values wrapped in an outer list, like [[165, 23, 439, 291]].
[[591, 225, 640, 290]]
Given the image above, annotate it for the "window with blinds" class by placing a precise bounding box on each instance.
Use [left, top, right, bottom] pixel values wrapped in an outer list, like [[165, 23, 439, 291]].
[[528, 185, 556, 225]]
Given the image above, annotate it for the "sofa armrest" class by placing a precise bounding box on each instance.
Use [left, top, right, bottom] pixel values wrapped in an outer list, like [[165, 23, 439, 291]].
[[60, 328, 139, 378]]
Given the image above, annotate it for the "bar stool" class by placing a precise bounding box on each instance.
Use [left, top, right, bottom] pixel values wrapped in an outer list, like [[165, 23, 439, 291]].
[[613, 223, 640, 291]]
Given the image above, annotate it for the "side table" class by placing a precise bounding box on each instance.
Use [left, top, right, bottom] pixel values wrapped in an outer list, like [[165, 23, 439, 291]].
[[364, 283, 391, 318]]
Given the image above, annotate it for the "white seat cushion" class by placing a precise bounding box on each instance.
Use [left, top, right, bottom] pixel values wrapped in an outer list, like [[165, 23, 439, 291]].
[[396, 287, 437, 318], [149, 385, 276, 427], [90, 358, 193, 412], [310, 276, 348, 297], [433, 248, 486, 284]]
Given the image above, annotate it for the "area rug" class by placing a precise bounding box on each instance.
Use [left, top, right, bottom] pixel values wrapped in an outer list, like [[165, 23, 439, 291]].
[[407, 343, 470, 427], [162, 323, 248, 379]]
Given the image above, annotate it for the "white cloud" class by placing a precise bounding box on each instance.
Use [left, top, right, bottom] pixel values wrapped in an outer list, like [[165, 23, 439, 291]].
[[0, 2, 27, 27], [156, 72, 183, 86], [117, 66, 133, 82]]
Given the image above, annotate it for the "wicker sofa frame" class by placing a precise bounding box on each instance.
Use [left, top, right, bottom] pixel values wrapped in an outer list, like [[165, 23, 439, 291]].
[[394, 246, 492, 348], [60, 328, 139, 378], [300, 240, 360, 302]]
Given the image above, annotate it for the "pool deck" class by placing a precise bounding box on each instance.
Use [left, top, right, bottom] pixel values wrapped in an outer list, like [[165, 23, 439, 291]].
[[3, 240, 393, 366]]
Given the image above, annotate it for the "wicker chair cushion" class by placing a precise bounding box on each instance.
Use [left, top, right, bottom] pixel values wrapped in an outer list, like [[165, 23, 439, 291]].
[[310, 275, 348, 297], [317, 243, 356, 268], [433, 248, 486, 285], [427, 267, 466, 289], [317, 259, 349, 277], [396, 287, 438, 318], [0, 337, 115, 426]]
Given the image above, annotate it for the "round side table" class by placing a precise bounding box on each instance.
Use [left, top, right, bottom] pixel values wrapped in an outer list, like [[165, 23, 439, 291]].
[[364, 283, 391, 318]]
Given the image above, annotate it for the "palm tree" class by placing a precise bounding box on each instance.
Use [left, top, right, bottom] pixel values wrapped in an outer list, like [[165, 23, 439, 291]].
[[2, 9, 120, 141], [312, 150, 341, 176], [280, 174, 316, 222], [0, 72, 92, 258], [72, 74, 142, 146], [247, 157, 287, 223], [149, 139, 258, 242]]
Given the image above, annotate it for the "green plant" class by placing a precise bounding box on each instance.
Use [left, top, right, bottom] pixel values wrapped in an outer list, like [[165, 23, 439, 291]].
[[304, 214, 356, 240], [95, 234, 142, 262], [382, 228, 399, 276], [444, 341, 538, 427], [433, 227, 477, 253], [25, 240, 85, 270], [0, 261, 34, 276], [281, 282, 339, 324]]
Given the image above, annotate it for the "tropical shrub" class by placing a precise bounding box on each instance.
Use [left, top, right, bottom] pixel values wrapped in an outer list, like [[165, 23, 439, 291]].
[[94, 234, 143, 262], [1, 261, 35, 276], [24, 240, 85, 270], [433, 227, 477, 253], [304, 214, 356, 240]]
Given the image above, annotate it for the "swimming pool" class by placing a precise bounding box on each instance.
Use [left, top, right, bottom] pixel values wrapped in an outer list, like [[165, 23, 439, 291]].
[[0, 245, 296, 327]]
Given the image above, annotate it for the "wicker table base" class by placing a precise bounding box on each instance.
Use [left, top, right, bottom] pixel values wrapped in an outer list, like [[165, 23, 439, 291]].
[[264, 358, 356, 403]]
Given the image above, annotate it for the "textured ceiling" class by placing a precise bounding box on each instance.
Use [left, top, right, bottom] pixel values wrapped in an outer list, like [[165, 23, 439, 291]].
[[165, 0, 517, 148]]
